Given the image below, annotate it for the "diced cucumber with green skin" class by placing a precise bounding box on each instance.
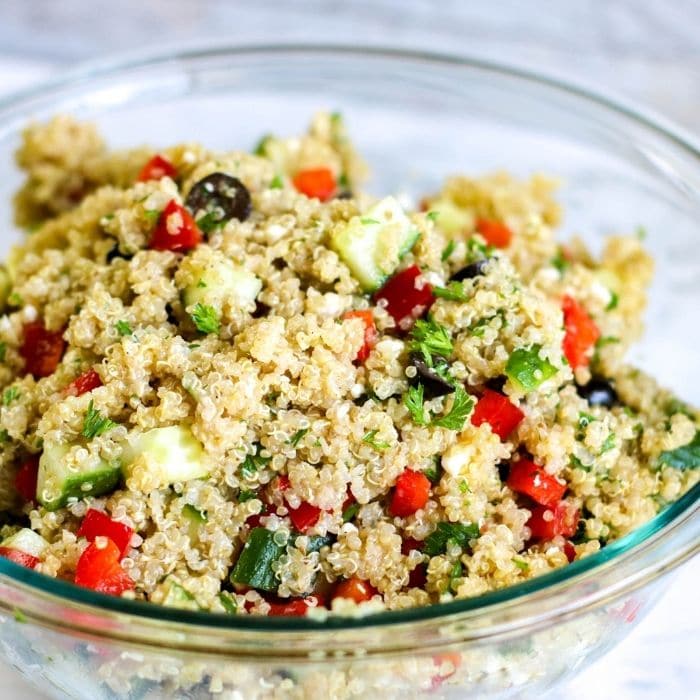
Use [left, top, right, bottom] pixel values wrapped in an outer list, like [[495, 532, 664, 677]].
[[230, 527, 285, 592], [0, 266, 11, 312], [428, 197, 472, 236], [218, 591, 238, 615], [161, 577, 200, 611], [122, 425, 210, 490], [505, 344, 558, 392], [330, 196, 420, 292], [182, 258, 262, 312], [1, 529, 48, 558], [37, 443, 122, 511], [182, 504, 207, 543]]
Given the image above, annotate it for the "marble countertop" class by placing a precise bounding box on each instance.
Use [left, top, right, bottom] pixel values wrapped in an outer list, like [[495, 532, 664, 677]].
[[0, 3, 697, 697]]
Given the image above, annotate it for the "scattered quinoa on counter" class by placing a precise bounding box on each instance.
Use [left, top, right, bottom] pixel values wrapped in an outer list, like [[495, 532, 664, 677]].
[[0, 112, 697, 616]]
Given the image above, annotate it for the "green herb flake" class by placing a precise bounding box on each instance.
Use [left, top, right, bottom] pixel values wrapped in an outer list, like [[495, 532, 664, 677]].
[[505, 344, 558, 393], [287, 428, 309, 447], [512, 557, 529, 571], [441, 239, 456, 261], [360, 217, 381, 226], [190, 303, 221, 335], [143, 209, 161, 225], [362, 429, 390, 451], [269, 174, 284, 190], [0, 429, 9, 443], [115, 320, 133, 337], [404, 383, 428, 426], [12, 608, 27, 624], [432, 386, 474, 431], [7, 292, 23, 307], [218, 592, 238, 615], [424, 521, 480, 557], [196, 279, 207, 289], [239, 443, 272, 480], [658, 430, 700, 470], [448, 560, 463, 591], [606, 290, 619, 311], [466, 237, 494, 263], [81, 400, 117, 440], [664, 398, 695, 419], [253, 134, 272, 156], [600, 433, 616, 454], [338, 172, 350, 189], [0, 342, 6, 362], [342, 502, 360, 522], [551, 248, 570, 275], [196, 211, 224, 235], [427, 211, 440, 222], [578, 412, 595, 429], [238, 489, 258, 503], [424, 458, 443, 484], [409, 317, 453, 365], [2, 386, 20, 406], [459, 479, 470, 494], [433, 281, 468, 302]]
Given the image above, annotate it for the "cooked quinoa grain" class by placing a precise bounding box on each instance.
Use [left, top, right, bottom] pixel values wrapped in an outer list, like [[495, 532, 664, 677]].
[[0, 112, 697, 616]]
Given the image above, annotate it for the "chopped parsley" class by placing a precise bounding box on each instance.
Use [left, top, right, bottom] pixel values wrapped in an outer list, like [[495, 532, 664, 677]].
[[0, 429, 9, 443], [196, 279, 207, 289], [7, 292, 23, 307], [426, 210, 440, 222], [408, 317, 453, 365], [269, 174, 284, 189], [360, 217, 380, 225], [512, 557, 529, 571], [658, 430, 700, 470], [441, 239, 456, 261], [459, 479, 470, 494], [239, 443, 272, 480], [431, 386, 474, 431], [551, 248, 570, 274], [115, 320, 133, 337], [81, 400, 117, 439], [448, 560, 463, 591], [0, 342, 6, 362], [404, 383, 428, 426], [2, 386, 20, 406], [342, 502, 360, 522], [190, 303, 220, 335], [606, 290, 619, 311], [466, 237, 494, 263], [578, 412, 595, 429], [238, 489, 258, 502], [362, 429, 390, 451], [196, 211, 224, 235], [433, 282, 468, 302], [600, 433, 616, 454], [424, 458, 443, 484], [143, 209, 161, 225], [338, 172, 350, 189], [287, 428, 309, 447], [423, 521, 480, 557]]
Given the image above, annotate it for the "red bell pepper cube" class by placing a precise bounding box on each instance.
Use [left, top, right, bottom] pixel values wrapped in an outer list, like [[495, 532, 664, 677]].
[[374, 265, 435, 331], [407, 563, 427, 588], [332, 576, 377, 604], [77, 509, 134, 558], [74, 538, 134, 596], [292, 167, 336, 201], [389, 468, 431, 517], [149, 199, 202, 252], [20, 321, 66, 378], [507, 458, 566, 508], [14, 457, 39, 504], [0, 547, 40, 569], [137, 154, 177, 182], [342, 309, 377, 363], [476, 218, 512, 248], [562, 295, 600, 369], [471, 388, 525, 440], [527, 502, 580, 540], [563, 541, 577, 562], [265, 594, 324, 616], [287, 501, 322, 532], [66, 368, 103, 397]]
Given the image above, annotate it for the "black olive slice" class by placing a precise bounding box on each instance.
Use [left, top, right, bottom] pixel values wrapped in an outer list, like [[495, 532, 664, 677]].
[[450, 258, 489, 282], [185, 173, 252, 228], [409, 352, 455, 399], [485, 376, 507, 393], [576, 378, 619, 407]]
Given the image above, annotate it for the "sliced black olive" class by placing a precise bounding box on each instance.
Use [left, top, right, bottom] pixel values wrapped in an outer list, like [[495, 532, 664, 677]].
[[252, 300, 271, 318], [335, 190, 353, 200], [409, 352, 455, 399], [577, 378, 619, 407], [449, 258, 489, 282], [485, 376, 507, 393], [185, 173, 252, 228], [105, 244, 132, 263], [497, 461, 510, 483]]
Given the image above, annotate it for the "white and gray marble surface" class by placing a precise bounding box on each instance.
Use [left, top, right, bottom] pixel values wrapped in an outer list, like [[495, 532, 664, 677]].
[[0, 2, 698, 698]]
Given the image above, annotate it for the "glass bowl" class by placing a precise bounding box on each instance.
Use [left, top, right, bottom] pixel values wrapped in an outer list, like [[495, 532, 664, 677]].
[[0, 45, 698, 700]]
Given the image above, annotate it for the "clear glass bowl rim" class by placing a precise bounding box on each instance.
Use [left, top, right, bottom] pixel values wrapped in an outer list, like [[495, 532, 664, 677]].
[[0, 43, 697, 639]]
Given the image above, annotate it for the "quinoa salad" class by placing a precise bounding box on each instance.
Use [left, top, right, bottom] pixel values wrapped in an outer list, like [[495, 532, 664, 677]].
[[0, 112, 697, 618]]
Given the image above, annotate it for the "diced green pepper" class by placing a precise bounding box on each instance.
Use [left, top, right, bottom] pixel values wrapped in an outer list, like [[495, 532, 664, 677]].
[[505, 344, 557, 392], [230, 527, 285, 592]]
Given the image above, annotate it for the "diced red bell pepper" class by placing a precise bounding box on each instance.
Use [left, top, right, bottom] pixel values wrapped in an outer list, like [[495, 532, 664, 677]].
[[527, 502, 580, 540], [66, 368, 103, 397], [266, 594, 324, 616], [288, 501, 322, 532], [20, 321, 66, 378], [407, 563, 427, 589], [74, 538, 134, 596], [14, 457, 39, 504], [292, 167, 336, 201], [471, 388, 524, 440], [332, 576, 377, 604], [562, 295, 600, 369], [475, 218, 512, 248], [77, 509, 134, 558], [401, 537, 424, 555], [389, 468, 431, 517], [507, 458, 566, 508], [563, 541, 577, 563], [149, 199, 202, 252], [0, 547, 40, 569], [342, 310, 378, 363], [137, 154, 177, 182], [374, 265, 435, 332]]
